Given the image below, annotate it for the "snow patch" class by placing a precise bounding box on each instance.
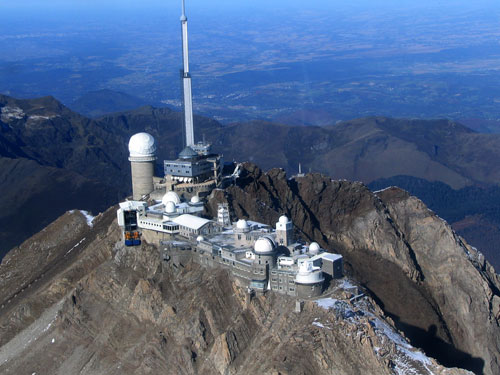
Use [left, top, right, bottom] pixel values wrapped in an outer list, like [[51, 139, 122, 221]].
[[371, 317, 433, 373], [340, 279, 357, 290], [1, 106, 25, 122], [312, 321, 331, 330], [80, 210, 95, 227], [68, 210, 94, 227], [43, 321, 53, 332], [28, 115, 57, 121], [372, 186, 396, 194], [315, 298, 338, 310], [66, 238, 86, 255]]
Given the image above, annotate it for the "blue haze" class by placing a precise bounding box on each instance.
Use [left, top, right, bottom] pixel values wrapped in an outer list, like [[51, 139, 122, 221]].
[[2, 0, 500, 123]]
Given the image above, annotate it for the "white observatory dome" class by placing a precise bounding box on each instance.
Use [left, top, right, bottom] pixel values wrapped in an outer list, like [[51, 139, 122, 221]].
[[196, 235, 204, 242], [128, 132, 156, 157], [254, 237, 276, 254], [309, 242, 321, 254], [164, 201, 176, 214], [190, 195, 200, 204], [295, 259, 324, 284], [236, 219, 249, 230], [162, 191, 181, 205], [279, 215, 289, 224]]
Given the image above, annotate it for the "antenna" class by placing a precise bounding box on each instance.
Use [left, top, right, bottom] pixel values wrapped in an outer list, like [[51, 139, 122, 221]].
[[181, 0, 187, 21], [180, 0, 194, 147]]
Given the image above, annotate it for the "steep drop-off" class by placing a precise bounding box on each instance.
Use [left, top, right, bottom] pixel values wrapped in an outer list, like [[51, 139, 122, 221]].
[[206, 164, 500, 374], [0, 157, 118, 259]]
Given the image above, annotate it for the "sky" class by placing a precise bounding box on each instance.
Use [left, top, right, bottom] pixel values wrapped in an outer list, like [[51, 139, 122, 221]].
[[3, 0, 500, 29], [3, 0, 500, 12]]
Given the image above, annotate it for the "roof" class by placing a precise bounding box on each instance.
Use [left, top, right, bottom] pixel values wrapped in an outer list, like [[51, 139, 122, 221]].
[[119, 201, 147, 211], [246, 220, 269, 229], [128, 132, 156, 157], [178, 146, 198, 159], [172, 214, 211, 230], [320, 253, 343, 262]]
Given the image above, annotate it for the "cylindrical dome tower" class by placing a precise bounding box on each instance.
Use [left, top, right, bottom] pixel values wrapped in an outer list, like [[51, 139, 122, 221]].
[[128, 132, 157, 200], [295, 259, 324, 298], [276, 214, 293, 246]]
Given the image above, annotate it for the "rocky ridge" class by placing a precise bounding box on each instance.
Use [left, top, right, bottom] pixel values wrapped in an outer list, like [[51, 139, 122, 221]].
[[206, 163, 500, 374], [0, 190, 472, 374], [4, 93, 500, 271]]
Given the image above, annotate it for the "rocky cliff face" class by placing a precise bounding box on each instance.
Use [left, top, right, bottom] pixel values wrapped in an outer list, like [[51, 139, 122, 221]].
[[206, 163, 500, 375], [0, 194, 472, 374]]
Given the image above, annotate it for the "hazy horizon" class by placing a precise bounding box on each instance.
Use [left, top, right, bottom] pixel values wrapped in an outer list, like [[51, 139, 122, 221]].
[[3, 0, 500, 123]]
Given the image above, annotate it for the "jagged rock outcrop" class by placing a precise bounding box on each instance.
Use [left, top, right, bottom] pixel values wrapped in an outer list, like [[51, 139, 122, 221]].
[[206, 163, 500, 375], [0, 195, 472, 375]]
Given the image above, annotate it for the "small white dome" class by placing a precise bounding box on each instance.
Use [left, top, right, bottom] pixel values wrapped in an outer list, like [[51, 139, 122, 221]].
[[164, 201, 176, 214], [196, 235, 204, 242], [236, 219, 248, 230], [309, 242, 321, 254], [190, 195, 200, 204], [162, 191, 181, 205], [279, 215, 289, 224], [254, 237, 275, 254], [128, 132, 156, 157]]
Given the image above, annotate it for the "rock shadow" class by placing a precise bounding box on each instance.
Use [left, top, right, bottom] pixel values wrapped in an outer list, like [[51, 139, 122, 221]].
[[392, 318, 485, 374]]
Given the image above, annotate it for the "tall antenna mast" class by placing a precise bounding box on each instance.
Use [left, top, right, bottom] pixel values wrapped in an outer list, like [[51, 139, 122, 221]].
[[180, 0, 195, 147]]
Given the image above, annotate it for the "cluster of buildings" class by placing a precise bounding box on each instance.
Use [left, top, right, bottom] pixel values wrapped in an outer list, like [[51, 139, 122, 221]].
[[118, 191, 343, 298], [116, 0, 344, 299], [193, 213, 343, 298]]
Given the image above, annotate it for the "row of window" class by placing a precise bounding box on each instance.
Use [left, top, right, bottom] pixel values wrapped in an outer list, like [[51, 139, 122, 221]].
[[163, 225, 180, 231], [271, 277, 295, 284], [165, 163, 190, 168], [140, 220, 162, 228], [272, 285, 295, 292]]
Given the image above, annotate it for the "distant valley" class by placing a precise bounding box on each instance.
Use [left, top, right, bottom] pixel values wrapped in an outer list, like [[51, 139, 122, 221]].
[[3, 4, 500, 123]]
